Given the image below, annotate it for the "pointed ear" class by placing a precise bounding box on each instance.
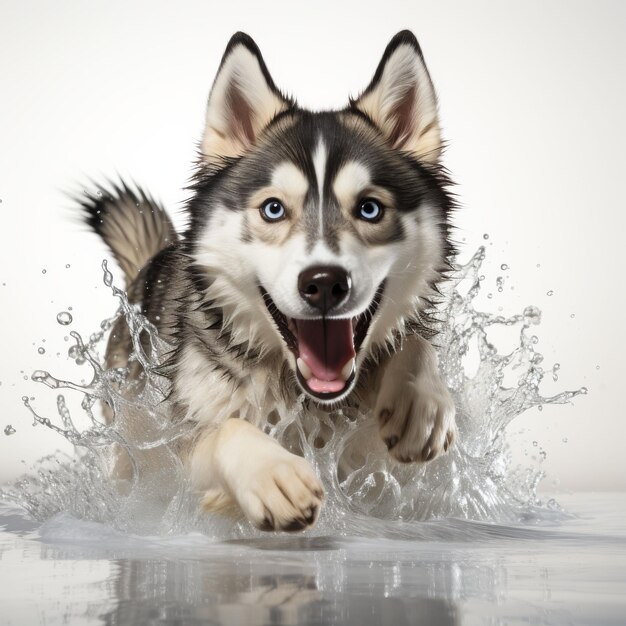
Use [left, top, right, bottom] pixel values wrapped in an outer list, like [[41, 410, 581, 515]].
[[351, 31, 442, 163], [201, 32, 293, 165]]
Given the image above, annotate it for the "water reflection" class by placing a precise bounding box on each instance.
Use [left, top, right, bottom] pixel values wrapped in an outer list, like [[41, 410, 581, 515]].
[[2, 496, 626, 626], [102, 566, 458, 625], [101, 548, 458, 626]]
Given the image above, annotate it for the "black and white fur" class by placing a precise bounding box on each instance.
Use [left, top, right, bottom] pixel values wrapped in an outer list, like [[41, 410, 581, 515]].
[[82, 31, 457, 532]]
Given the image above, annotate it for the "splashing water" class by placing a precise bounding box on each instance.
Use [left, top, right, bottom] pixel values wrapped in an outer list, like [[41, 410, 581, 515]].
[[1, 248, 586, 539]]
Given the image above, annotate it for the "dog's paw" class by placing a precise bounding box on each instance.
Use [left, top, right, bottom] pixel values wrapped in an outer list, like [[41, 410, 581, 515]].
[[236, 453, 324, 532], [376, 377, 457, 464]]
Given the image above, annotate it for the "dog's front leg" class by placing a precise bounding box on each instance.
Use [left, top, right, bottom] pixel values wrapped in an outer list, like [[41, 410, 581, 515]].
[[375, 335, 457, 463], [190, 418, 324, 531]]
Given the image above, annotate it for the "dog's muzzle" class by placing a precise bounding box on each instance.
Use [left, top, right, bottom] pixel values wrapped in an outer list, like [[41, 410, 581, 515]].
[[260, 278, 385, 403]]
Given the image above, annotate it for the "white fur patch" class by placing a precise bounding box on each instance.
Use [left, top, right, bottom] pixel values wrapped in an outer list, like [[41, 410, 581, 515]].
[[312, 138, 327, 237], [271, 161, 309, 198], [332, 161, 371, 209], [191, 418, 324, 531], [364, 202, 443, 353], [176, 344, 239, 424]]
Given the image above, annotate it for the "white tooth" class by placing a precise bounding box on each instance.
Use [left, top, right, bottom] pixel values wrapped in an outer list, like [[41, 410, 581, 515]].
[[340, 358, 355, 381], [297, 357, 312, 380]]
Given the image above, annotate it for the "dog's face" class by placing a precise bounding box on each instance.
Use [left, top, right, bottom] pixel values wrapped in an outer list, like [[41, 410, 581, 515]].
[[190, 32, 452, 405]]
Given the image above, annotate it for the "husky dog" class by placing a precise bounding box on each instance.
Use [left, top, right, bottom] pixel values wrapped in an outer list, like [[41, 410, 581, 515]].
[[83, 30, 457, 532]]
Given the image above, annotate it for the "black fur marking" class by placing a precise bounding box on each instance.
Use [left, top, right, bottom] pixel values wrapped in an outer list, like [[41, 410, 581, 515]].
[[260, 287, 298, 353]]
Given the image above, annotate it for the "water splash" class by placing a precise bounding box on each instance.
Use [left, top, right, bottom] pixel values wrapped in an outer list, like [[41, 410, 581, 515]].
[[1, 248, 586, 538]]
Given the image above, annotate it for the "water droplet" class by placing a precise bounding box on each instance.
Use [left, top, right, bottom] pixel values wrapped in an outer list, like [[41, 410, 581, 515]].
[[102, 260, 113, 287], [487, 293, 493, 299], [483, 233, 489, 240], [56, 311, 73, 325], [523, 306, 541, 326], [536, 263, 541, 268], [65, 264, 71, 269], [500, 264, 509, 271], [37, 347, 45, 355], [4, 425, 16, 436], [595, 365, 600, 370], [68, 345, 86, 364], [546, 290, 554, 296], [537, 405, 543, 412], [496, 276, 504, 292], [532, 441, 538, 447], [562, 437, 568, 443], [570, 313, 576, 319], [552, 363, 560, 382], [41, 269, 47, 275]]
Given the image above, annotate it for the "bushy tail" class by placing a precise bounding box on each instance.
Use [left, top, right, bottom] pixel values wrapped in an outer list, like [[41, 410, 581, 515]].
[[81, 180, 178, 285]]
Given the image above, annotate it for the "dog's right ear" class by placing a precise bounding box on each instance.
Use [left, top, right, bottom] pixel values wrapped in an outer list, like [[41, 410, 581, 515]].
[[351, 31, 442, 163], [200, 33, 293, 166]]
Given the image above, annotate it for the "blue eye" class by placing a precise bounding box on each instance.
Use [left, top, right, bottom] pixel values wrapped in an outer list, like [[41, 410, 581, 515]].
[[260, 199, 286, 222], [357, 198, 384, 222]]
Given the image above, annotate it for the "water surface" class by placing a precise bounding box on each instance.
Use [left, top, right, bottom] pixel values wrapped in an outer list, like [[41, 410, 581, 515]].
[[1, 492, 624, 625]]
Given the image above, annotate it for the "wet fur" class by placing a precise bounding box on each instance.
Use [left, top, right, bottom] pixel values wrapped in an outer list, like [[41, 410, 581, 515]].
[[81, 31, 458, 531]]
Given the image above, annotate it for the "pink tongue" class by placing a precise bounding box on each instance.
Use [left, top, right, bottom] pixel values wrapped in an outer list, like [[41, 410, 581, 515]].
[[296, 318, 355, 394]]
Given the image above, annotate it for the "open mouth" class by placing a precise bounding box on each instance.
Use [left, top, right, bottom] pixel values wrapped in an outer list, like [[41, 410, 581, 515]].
[[260, 283, 385, 402]]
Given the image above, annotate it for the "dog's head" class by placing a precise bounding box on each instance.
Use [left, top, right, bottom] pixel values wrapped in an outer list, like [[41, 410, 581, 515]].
[[189, 31, 453, 405]]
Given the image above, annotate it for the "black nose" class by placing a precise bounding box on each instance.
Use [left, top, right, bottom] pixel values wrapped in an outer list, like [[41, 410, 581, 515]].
[[298, 266, 351, 314]]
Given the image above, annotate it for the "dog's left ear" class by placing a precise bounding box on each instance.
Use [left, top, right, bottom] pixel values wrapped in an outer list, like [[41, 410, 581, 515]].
[[201, 32, 293, 165], [351, 31, 441, 163]]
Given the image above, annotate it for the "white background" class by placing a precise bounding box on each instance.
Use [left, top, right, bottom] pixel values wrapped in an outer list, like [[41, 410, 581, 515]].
[[1, 0, 624, 491]]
